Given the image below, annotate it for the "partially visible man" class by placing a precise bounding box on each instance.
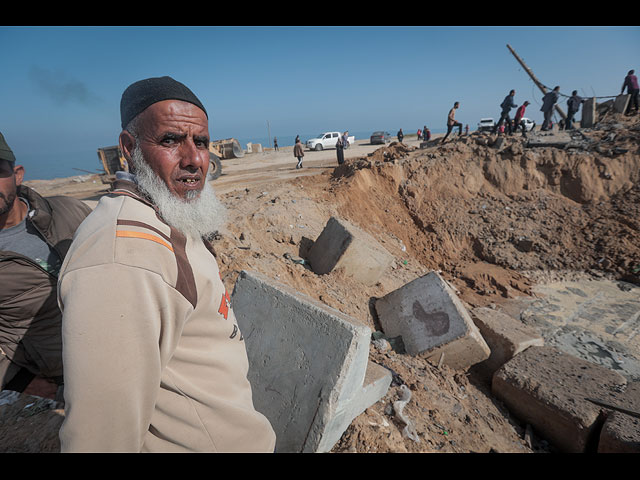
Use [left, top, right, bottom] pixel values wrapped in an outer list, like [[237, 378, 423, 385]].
[[0, 132, 91, 398], [293, 137, 305, 169], [441, 101, 462, 143], [621, 69, 639, 115], [492, 89, 517, 135], [513, 101, 530, 137], [57, 76, 276, 452], [565, 91, 584, 130], [540, 86, 561, 131]]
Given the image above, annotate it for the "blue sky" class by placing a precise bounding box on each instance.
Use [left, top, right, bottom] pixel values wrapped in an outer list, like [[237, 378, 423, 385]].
[[1, 25, 639, 180]]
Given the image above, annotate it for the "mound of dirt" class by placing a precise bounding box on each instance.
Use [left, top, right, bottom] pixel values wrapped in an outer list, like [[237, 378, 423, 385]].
[[211, 113, 640, 453], [323, 117, 640, 308]]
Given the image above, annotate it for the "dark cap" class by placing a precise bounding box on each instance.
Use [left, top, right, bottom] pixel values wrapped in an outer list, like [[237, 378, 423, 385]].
[[0, 132, 16, 165], [120, 76, 208, 129]]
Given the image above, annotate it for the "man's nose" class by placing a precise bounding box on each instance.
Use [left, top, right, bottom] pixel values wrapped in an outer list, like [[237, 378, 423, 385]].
[[179, 139, 206, 170]]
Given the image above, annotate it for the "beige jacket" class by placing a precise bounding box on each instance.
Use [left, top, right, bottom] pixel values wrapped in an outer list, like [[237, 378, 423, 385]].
[[57, 180, 276, 452]]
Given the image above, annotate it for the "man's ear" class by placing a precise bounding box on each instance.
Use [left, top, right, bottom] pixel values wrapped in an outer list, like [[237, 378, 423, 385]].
[[13, 165, 24, 187], [119, 130, 136, 162]]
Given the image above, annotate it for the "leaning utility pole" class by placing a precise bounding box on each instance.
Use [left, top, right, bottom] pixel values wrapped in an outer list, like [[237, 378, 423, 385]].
[[507, 44, 566, 120]]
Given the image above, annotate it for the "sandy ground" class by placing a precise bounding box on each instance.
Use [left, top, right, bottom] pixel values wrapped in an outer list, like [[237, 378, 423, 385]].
[[23, 136, 432, 201], [14, 115, 640, 453]]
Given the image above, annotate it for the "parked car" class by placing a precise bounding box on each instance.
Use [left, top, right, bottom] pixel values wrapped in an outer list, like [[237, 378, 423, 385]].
[[370, 131, 391, 144], [520, 117, 536, 132], [306, 132, 355, 151], [477, 118, 495, 132]]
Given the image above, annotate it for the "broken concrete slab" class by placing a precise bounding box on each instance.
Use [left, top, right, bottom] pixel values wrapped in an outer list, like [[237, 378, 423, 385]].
[[526, 130, 573, 148], [614, 94, 631, 114], [582, 97, 597, 128], [374, 271, 490, 369], [0, 391, 64, 453], [492, 346, 627, 453], [598, 381, 640, 453], [520, 279, 640, 382], [306, 216, 393, 286], [470, 307, 544, 378], [231, 270, 391, 453]]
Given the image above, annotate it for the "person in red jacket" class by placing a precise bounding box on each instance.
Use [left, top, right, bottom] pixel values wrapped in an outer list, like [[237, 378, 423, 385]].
[[513, 101, 530, 137]]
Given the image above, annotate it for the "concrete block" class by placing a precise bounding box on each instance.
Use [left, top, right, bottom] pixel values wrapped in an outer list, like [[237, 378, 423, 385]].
[[307, 216, 393, 286], [613, 94, 631, 114], [231, 270, 391, 453], [492, 346, 627, 453], [471, 307, 544, 377], [582, 97, 597, 128], [598, 381, 640, 453], [374, 271, 490, 369], [526, 131, 572, 148]]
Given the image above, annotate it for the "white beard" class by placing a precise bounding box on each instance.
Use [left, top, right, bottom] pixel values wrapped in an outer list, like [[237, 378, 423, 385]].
[[130, 145, 227, 240]]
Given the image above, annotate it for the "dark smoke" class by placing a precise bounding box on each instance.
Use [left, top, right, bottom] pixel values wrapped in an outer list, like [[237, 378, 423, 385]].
[[29, 66, 102, 106]]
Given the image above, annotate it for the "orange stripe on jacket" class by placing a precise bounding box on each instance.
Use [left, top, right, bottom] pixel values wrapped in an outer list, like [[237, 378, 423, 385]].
[[116, 230, 174, 252]]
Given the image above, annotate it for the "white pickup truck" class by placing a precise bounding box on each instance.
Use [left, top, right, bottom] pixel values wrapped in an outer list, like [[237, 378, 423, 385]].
[[306, 132, 355, 151]]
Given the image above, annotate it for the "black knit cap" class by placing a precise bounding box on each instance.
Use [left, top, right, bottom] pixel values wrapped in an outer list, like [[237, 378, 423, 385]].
[[120, 76, 208, 129]]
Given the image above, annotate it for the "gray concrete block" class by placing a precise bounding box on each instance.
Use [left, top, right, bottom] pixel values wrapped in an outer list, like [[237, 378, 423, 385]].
[[316, 361, 392, 452], [598, 381, 640, 453], [492, 346, 627, 453], [306, 216, 393, 286], [231, 270, 391, 453], [374, 271, 490, 369], [614, 94, 630, 114], [582, 97, 597, 128], [471, 307, 544, 377]]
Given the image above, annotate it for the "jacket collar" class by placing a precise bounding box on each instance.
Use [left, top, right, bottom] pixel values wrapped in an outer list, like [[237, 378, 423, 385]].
[[109, 175, 158, 213], [17, 185, 53, 237]]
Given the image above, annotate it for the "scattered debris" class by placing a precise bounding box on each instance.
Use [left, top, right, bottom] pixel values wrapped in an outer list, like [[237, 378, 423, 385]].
[[393, 385, 420, 443]]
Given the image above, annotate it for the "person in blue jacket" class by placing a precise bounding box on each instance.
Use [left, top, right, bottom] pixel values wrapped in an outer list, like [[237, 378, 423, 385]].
[[492, 90, 517, 135]]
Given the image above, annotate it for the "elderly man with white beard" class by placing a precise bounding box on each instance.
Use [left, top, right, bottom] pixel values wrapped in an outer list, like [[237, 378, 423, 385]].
[[57, 76, 276, 453]]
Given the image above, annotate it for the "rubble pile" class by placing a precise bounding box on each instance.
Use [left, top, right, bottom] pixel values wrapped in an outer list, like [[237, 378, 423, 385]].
[[322, 113, 640, 452], [2, 113, 639, 454]]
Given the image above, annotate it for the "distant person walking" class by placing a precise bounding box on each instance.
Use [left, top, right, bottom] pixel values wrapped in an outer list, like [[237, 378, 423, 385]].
[[273, 137, 279, 151], [621, 69, 639, 115], [442, 102, 462, 143], [342, 131, 350, 149], [417, 129, 422, 141], [565, 91, 584, 130], [397, 128, 404, 143], [293, 138, 304, 169], [513, 101, 530, 137], [336, 133, 346, 165], [540, 86, 560, 131], [493, 90, 517, 135], [424, 127, 431, 141]]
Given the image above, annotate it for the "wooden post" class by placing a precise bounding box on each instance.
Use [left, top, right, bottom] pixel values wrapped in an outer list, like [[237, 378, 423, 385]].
[[506, 44, 567, 120]]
